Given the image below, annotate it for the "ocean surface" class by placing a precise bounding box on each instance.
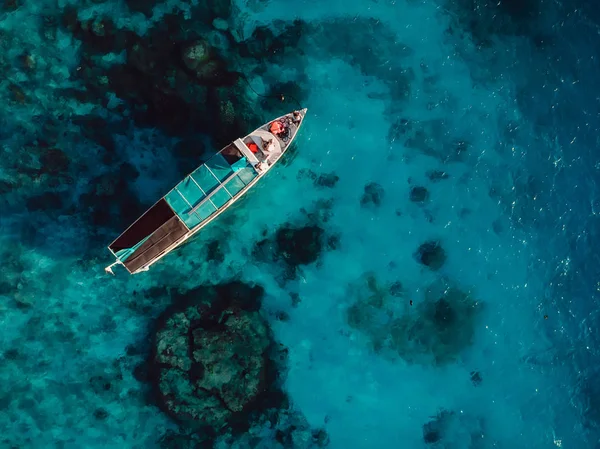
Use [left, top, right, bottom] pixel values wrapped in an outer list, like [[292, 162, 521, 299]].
[[1, 0, 600, 447]]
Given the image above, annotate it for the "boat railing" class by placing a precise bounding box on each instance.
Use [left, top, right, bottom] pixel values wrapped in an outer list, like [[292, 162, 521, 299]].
[[174, 186, 205, 224], [204, 165, 234, 199], [187, 174, 221, 208]]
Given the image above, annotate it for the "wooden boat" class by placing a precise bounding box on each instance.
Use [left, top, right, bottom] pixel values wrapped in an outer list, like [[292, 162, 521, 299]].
[[104, 108, 308, 275]]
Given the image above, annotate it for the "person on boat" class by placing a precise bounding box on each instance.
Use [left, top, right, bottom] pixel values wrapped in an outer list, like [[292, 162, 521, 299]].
[[247, 141, 260, 154], [262, 138, 275, 153], [291, 111, 302, 126], [269, 120, 288, 139]]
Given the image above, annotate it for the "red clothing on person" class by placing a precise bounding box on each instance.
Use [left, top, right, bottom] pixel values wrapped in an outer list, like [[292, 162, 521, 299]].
[[270, 121, 283, 134]]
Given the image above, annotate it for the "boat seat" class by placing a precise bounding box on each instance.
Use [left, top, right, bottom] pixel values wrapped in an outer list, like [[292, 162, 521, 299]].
[[233, 138, 259, 165], [248, 130, 283, 155]]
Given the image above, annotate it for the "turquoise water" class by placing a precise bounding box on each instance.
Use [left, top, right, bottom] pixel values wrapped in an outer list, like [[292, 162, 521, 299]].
[[1, 0, 599, 447]]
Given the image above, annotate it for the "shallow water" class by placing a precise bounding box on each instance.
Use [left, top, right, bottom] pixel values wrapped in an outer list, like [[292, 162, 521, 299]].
[[1, 0, 599, 448]]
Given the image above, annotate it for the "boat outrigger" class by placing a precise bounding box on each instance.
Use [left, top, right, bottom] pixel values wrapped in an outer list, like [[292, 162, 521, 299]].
[[104, 108, 308, 275]]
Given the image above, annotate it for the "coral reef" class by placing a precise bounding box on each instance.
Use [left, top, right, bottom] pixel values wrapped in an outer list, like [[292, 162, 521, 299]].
[[155, 308, 269, 429], [147, 282, 279, 433], [346, 274, 483, 365], [137, 282, 329, 447]]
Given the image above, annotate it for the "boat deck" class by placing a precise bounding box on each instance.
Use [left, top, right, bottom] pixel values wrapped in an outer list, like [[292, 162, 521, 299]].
[[122, 215, 188, 273], [108, 198, 189, 274], [163, 155, 258, 231]]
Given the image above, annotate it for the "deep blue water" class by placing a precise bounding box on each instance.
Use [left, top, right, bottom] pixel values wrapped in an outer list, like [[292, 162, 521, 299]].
[[1, 0, 600, 447]]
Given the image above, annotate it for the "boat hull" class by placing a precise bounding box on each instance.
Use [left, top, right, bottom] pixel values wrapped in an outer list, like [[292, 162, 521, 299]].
[[105, 108, 308, 275]]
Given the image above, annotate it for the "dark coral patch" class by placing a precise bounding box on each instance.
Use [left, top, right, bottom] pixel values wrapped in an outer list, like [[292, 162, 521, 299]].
[[238, 21, 306, 62], [299, 198, 335, 224], [470, 370, 482, 386], [2, 0, 21, 11], [207, 0, 231, 20], [445, 0, 542, 46], [390, 281, 482, 365], [61, 8, 136, 56], [25, 192, 65, 212], [125, 0, 156, 17], [93, 408, 109, 420], [316, 174, 340, 189], [415, 241, 446, 270], [252, 221, 333, 282], [360, 182, 384, 208], [388, 118, 412, 143], [290, 293, 301, 308], [0, 180, 14, 195], [64, 9, 250, 140], [423, 410, 452, 444], [389, 281, 403, 297], [206, 240, 225, 263], [78, 164, 145, 232], [426, 170, 449, 182], [275, 225, 324, 268], [409, 186, 429, 203], [36, 148, 71, 178], [345, 274, 482, 365], [297, 169, 339, 189]]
